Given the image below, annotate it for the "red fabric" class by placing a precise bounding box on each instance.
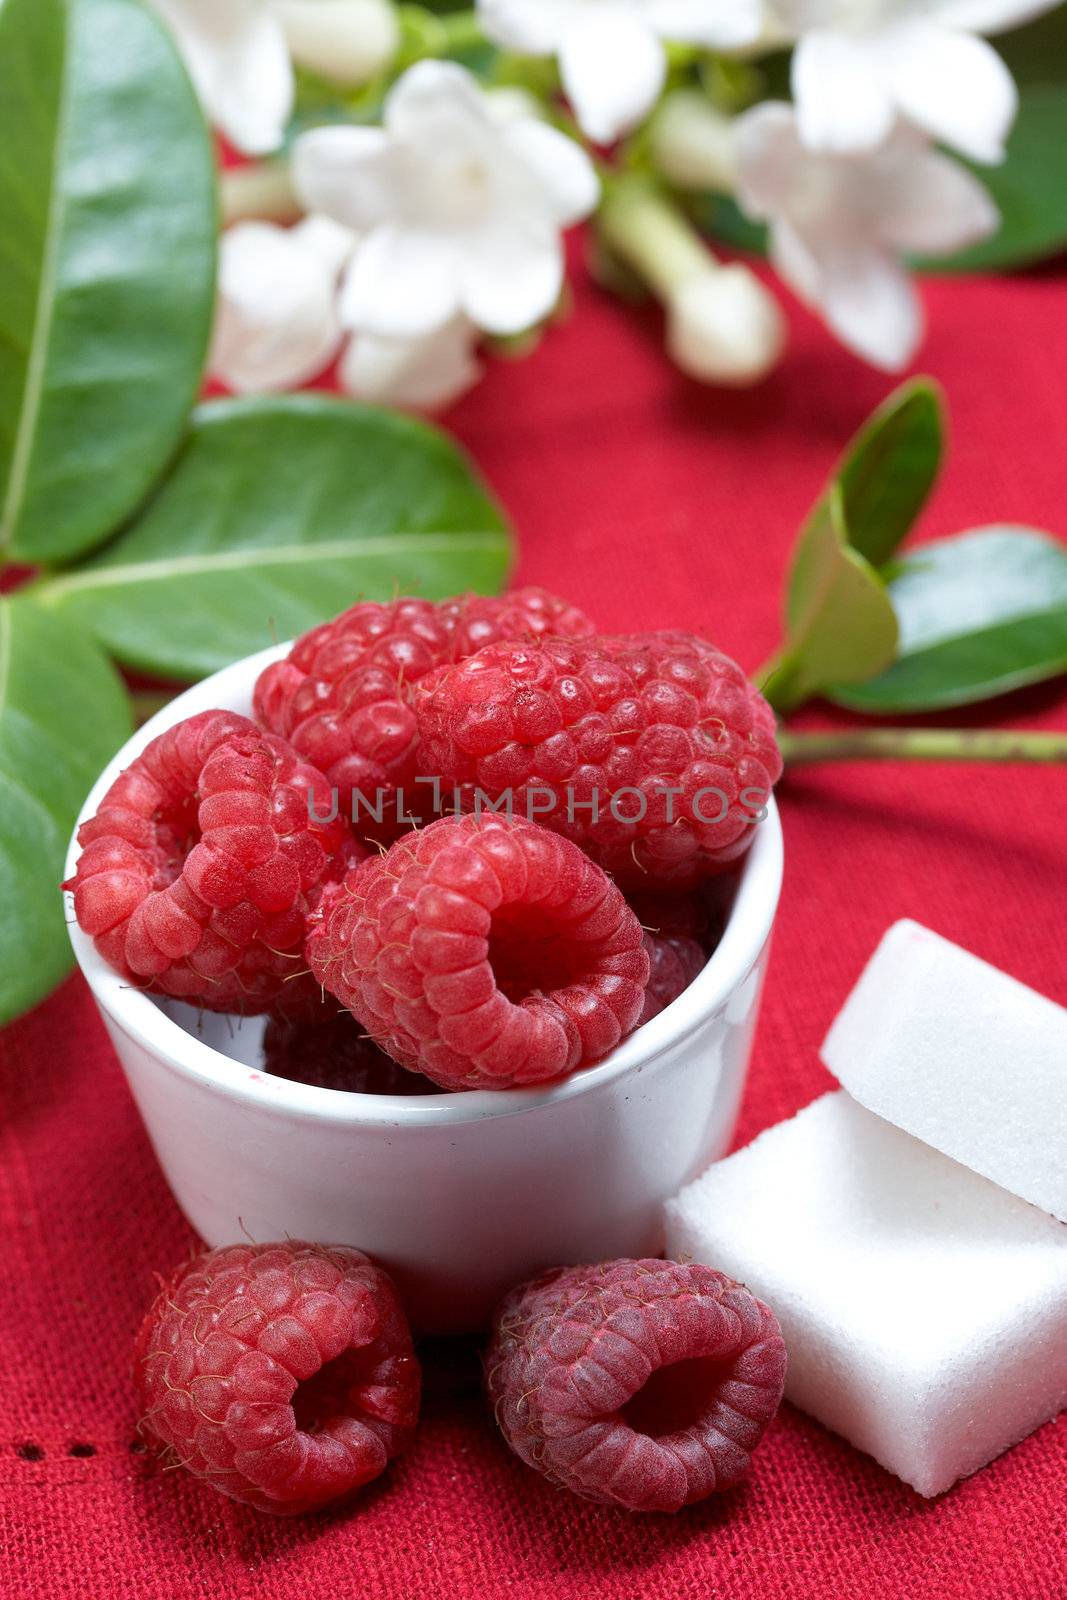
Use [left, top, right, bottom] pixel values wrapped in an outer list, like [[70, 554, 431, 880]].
[[3, 257, 1066, 1597]]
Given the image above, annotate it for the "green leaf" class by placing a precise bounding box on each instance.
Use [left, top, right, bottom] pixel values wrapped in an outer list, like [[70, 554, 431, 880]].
[[763, 485, 900, 713], [0, 596, 132, 1024], [0, 0, 217, 563], [695, 193, 767, 255], [922, 9, 1067, 273], [35, 395, 513, 681], [789, 380, 944, 619], [830, 527, 1067, 713]]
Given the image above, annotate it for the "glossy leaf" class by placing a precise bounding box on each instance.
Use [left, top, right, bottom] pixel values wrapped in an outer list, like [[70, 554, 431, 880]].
[[789, 380, 943, 629], [36, 396, 513, 680], [831, 527, 1067, 713], [0, 0, 217, 562], [0, 597, 132, 1024], [763, 485, 899, 713]]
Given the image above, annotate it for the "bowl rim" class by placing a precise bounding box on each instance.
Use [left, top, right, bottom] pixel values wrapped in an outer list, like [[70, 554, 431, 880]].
[[65, 642, 783, 1128]]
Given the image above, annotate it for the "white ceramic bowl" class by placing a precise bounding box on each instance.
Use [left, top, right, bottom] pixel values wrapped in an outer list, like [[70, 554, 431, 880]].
[[66, 644, 783, 1333]]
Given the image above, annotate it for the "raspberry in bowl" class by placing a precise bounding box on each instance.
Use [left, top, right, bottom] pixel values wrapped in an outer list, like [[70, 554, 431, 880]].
[[65, 637, 783, 1334]]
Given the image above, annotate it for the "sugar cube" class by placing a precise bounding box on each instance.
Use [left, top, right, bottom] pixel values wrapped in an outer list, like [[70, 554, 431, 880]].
[[821, 920, 1067, 1223], [665, 1092, 1067, 1496]]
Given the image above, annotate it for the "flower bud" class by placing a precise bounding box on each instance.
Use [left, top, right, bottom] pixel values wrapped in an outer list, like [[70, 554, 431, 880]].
[[652, 92, 737, 192], [666, 266, 786, 387], [273, 0, 399, 87]]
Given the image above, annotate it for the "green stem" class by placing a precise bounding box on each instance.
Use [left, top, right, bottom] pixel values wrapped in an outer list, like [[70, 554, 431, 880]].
[[220, 163, 300, 226], [436, 9, 486, 53], [779, 728, 1067, 767], [598, 176, 715, 301]]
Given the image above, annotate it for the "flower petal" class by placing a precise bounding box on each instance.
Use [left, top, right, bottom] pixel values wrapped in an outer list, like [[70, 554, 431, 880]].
[[503, 118, 600, 226], [787, 234, 924, 372], [210, 222, 341, 393], [880, 22, 1017, 163], [646, 0, 764, 49], [384, 58, 491, 148], [150, 0, 294, 154], [912, 0, 1059, 32], [559, 9, 666, 143], [340, 317, 481, 410], [459, 217, 563, 334], [476, 0, 575, 53], [792, 31, 896, 153], [771, 0, 846, 24], [289, 215, 360, 277], [733, 102, 809, 220], [292, 126, 407, 232], [876, 148, 1000, 255], [340, 224, 464, 338], [768, 218, 823, 308]]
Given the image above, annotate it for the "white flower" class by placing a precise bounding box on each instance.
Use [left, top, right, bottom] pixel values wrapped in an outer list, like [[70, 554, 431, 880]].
[[478, 0, 765, 143], [666, 266, 786, 386], [148, 0, 294, 154], [341, 318, 482, 409], [210, 215, 482, 409], [773, 0, 1060, 164], [210, 216, 355, 391], [734, 103, 999, 370], [292, 61, 600, 339], [147, 0, 398, 154]]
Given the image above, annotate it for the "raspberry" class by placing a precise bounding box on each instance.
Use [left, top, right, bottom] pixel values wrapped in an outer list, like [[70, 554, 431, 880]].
[[253, 589, 594, 836], [68, 711, 357, 1016], [485, 1258, 786, 1512], [135, 1242, 420, 1515], [263, 1012, 443, 1095], [639, 931, 707, 1025], [305, 813, 650, 1092], [412, 632, 782, 889], [436, 588, 593, 658], [627, 888, 718, 945]]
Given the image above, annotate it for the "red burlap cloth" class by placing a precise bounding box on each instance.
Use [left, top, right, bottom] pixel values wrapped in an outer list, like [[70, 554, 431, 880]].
[[2, 256, 1065, 1597]]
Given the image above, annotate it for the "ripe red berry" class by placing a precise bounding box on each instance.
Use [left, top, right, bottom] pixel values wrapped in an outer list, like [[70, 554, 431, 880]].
[[412, 632, 781, 889], [263, 1012, 443, 1095], [436, 588, 593, 658], [135, 1242, 420, 1514], [639, 931, 707, 1025], [68, 710, 357, 1016], [627, 887, 722, 946], [486, 1258, 786, 1512], [305, 813, 650, 1092], [253, 589, 594, 836]]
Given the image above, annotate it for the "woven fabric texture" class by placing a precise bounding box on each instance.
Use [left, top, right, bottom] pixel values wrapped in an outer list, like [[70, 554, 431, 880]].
[[2, 254, 1065, 1598]]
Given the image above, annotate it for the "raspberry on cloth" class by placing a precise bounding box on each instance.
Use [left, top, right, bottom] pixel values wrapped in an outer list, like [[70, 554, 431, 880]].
[[485, 1258, 787, 1512], [135, 1242, 421, 1515], [306, 811, 650, 1090]]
